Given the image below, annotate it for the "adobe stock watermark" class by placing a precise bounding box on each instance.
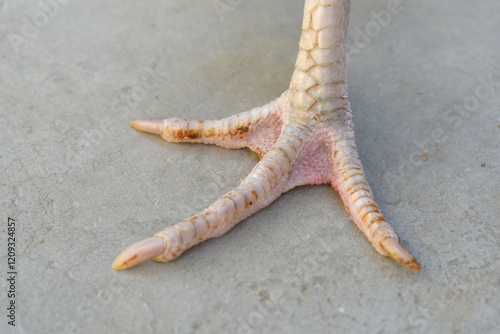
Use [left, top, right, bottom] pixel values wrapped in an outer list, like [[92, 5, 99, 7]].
[[63, 117, 107, 172], [394, 56, 500, 178], [346, 0, 409, 64], [116, 65, 168, 113], [212, 0, 243, 21], [236, 235, 347, 333], [7, 0, 73, 54], [55, 279, 128, 334]]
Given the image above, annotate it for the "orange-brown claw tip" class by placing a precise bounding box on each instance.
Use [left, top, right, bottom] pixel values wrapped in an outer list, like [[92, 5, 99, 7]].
[[382, 237, 421, 271], [112, 237, 165, 271], [130, 119, 164, 135]]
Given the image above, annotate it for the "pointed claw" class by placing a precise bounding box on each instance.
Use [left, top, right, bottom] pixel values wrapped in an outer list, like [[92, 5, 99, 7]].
[[381, 237, 421, 271], [130, 119, 164, 135], [112, 237, 165, 270]]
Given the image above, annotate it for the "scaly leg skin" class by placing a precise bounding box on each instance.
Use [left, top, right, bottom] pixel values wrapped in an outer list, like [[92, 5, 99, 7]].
[[113, 0, 421, 271]]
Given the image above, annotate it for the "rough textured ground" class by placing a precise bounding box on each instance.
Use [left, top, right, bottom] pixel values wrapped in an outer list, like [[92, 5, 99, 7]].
[[1, 0, 499, 333]]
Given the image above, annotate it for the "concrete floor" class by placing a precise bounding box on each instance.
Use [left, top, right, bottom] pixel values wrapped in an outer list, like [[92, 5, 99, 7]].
[[1, 0, 499, 333]]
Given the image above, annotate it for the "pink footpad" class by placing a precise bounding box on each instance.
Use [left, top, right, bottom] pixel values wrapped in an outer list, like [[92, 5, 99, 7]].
[[114, 0, 421, 271]]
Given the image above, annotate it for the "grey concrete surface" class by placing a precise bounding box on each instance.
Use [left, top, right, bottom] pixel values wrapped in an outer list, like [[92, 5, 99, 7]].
[[1, 0, 499, 333]]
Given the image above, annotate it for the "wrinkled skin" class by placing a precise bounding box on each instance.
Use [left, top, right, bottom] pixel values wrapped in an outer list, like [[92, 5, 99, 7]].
[[113, 0, 421, 271]]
